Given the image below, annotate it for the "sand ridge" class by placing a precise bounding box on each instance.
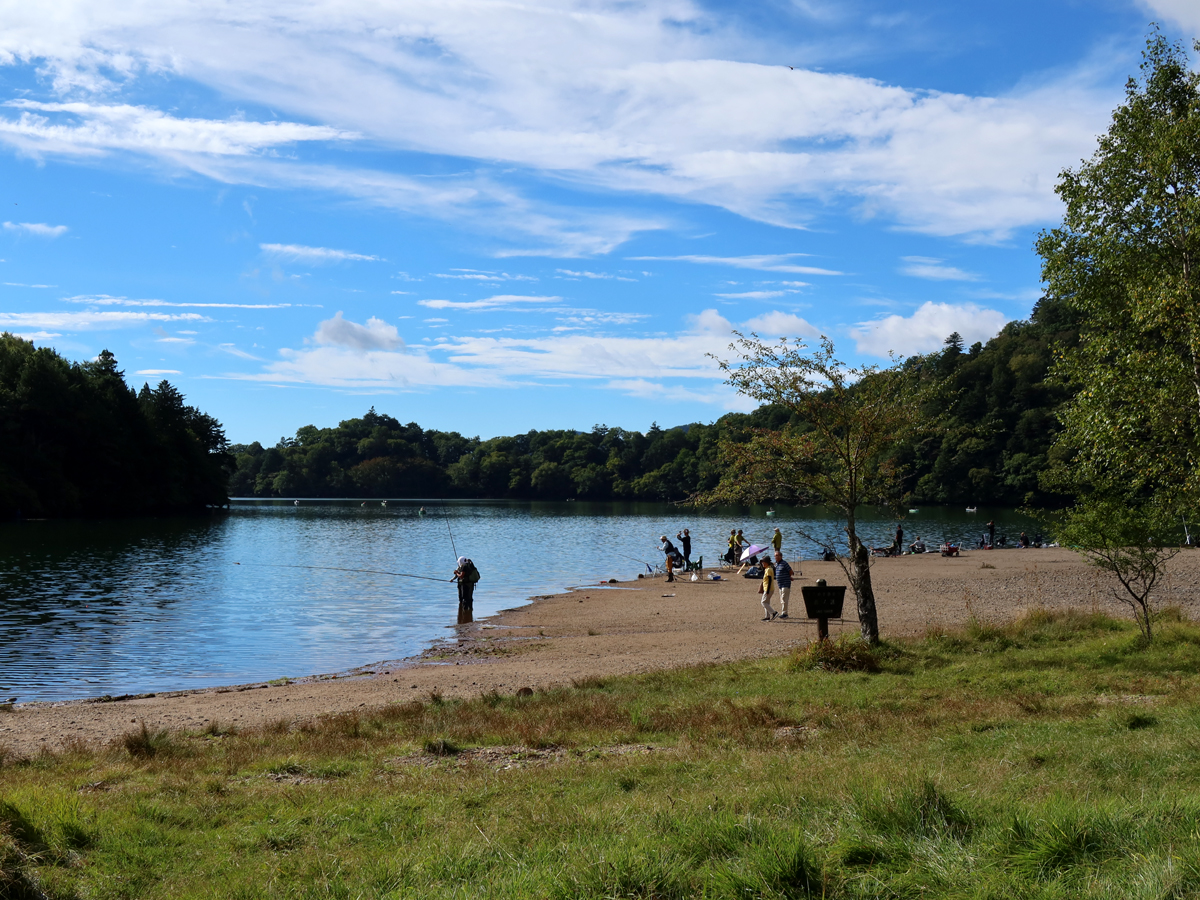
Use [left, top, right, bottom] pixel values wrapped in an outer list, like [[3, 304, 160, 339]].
[[5, 547, 1199, 757]]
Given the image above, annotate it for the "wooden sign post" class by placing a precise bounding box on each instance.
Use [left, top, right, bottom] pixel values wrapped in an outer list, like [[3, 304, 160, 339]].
[[800, 583, 846, 641]]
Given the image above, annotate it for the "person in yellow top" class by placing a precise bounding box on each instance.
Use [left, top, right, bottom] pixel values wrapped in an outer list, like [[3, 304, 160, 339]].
[[771, 527, 782, 554], [726, 530, 739, 565], [759, 560, 779, 620]]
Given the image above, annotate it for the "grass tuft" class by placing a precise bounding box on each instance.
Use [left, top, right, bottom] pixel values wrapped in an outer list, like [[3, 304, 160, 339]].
[[120, 720, 172, 759], [790, 635, 881, 673], [423, 738, 461, 757]]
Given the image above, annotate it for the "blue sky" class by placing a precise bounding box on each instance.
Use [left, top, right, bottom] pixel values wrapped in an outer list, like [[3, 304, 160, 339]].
[[0, 0, 1195, 444]]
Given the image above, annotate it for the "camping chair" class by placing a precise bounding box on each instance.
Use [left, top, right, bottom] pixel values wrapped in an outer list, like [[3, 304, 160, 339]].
[[684, 555, 703, 572]]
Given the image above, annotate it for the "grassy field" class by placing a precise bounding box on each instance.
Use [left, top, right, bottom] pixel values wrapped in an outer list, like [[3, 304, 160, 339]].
[[6, 610, 1200, 899]]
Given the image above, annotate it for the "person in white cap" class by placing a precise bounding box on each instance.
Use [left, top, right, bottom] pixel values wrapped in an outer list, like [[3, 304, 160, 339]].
[[452, 556, 480, 619]]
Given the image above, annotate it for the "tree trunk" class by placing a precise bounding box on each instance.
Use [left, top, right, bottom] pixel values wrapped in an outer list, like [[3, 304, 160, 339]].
[[846, 524, 880, 643]]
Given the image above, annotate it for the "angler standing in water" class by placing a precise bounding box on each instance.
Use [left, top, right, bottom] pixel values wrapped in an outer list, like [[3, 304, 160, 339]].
[[452, 556, 481, 624]]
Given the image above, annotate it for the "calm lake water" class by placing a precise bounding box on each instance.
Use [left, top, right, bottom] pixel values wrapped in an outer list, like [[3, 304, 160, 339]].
[[0, 500, 1037, 702]]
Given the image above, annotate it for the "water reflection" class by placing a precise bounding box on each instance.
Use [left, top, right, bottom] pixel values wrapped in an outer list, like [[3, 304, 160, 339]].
[[0, 500, 1036, 701]]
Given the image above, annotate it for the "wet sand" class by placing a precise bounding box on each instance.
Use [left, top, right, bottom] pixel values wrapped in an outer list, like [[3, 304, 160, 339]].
[[5, 547, 1199, 757]]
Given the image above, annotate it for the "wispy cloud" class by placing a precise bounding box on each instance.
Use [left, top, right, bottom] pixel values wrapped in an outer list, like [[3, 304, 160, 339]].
[[899, 256, 979, 281], [0, 311, 208, 330], [434, 270, 537, 282], [5, 282, 57, 288], [632, 254, 842, 275], [260, 243, 382, 263], [63, 294, 294, 309], [234, 307, 796, 399], [851, 301, 1008, 357], [0, 100, 353, 157], [418, 295, 561, 311], [135, 369, 182, 375], [218, 343, 263, 361], [4, 221, 68, 237], [556, 269, 637, 282], [714, 289, 798, 299]]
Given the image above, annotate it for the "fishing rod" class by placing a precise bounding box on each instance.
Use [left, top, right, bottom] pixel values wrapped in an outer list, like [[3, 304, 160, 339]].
[[233, 562, 450, 583], [439, 498, 459, 561]]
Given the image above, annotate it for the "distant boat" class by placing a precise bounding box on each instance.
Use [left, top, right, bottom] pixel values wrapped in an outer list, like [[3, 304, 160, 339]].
[[966, 506, 978, 513], [765, 508, 775, 517], [908, 509, 919, 514], [381, 501, 387, 507]]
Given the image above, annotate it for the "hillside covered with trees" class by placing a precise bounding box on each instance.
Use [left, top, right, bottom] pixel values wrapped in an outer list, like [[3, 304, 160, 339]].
[[0, 333, 232, 518], [229, 296, 1080, 507]]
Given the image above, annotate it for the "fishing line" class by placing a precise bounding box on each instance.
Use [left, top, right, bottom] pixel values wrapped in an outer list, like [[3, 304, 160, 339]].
[[233, 562, 450, 583], [439, 498, 459, 561]]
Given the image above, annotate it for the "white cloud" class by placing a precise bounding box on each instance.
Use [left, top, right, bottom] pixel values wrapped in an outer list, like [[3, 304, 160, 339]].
[[62, 294, 292, 308], [742, 311, 819, 337], [0, 100, 352, 158], [260, 243, 381, 263], [0, 3, 1116, 244], [715, 290, 796, 299], [218, 343, 263, 361], [850, 301, 1009, 357], [899, 256, 979, 281], [434, 270, 537, 282], [633, 254, 842, 275], [232, 307, 813, 397], [556, 269, 637, 282], [1138, 1, 1200, 34], [136, 369, 182, 375], [418, 294, 561, 311], [3, 221, 68, 237], [4, 282, 56, 287], [313, 312, 403, 351], [0, 311, 207, 330]]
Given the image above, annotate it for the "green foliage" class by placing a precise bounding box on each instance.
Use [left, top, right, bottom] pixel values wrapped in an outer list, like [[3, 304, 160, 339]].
[[13, 611, 1200, 897], [1053, 497, 1182, 642], [900, 296, 1082, 507], [0, 334, 230, 518], [701, 334, 931, 642], [1037, 32, 1200, 502], [227, 409, 791, 501]]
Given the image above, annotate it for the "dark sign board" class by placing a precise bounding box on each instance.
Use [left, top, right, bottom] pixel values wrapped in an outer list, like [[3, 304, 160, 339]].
[[800, 585, 846, 619]]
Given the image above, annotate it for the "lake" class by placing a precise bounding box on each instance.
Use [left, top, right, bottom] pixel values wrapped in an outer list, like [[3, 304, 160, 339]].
[[0, 500, 1038, 702]]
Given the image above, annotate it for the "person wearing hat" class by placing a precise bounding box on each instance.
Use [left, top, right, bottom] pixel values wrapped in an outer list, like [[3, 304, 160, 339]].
[[677, 528, 692, 565], [452, 556, 480, 619], [771, 527, 782, 554]]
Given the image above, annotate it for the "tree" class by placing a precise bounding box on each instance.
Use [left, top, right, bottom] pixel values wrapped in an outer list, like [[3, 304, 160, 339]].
[[1054, 497, 1181, 642], [700, 335, 926, 643], [1037, 32, 1200, 501]]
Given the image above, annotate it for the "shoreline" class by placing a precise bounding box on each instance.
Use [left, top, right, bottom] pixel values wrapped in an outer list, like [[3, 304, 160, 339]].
[[6, 547, 1200, 758]]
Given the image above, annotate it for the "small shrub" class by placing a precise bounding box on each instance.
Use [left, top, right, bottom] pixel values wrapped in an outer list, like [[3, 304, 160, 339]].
[[791, 636, 881, 673], [121, 720, 172, 759], [423, 738, 461, 757]]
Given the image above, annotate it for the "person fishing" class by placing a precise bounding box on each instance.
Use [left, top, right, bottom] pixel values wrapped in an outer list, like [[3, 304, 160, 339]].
[[452, 556, 481, 620], [677, 528, 692, 565]]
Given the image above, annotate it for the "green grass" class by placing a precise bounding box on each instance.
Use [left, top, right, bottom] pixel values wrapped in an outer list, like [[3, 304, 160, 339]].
[[7, 609, 1200, 898]]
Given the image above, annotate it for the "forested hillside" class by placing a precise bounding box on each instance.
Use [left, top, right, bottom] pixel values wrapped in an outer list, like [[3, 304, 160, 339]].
[[0, 333, 231, 518], [229, 297, 1080, 506]]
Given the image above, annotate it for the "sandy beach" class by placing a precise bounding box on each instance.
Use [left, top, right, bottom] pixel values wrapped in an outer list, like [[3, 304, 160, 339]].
[[5, 546, 1199, 758]]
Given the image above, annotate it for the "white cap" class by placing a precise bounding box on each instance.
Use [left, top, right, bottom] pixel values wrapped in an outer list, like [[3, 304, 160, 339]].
[[457, 556, 467, 567]]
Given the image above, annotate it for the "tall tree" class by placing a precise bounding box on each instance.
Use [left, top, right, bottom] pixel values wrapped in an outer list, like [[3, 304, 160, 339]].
[[1037, 32, 1200, 501], [699, 335, 925, 643]]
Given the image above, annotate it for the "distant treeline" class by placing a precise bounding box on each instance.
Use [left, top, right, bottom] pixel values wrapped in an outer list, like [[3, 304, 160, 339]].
[[229, 297, 1080, 507], [0, 333, 231, 518]]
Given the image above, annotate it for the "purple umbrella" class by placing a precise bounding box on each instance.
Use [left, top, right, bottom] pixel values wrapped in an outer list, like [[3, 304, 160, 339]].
[[740, 544, 768, 561]]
